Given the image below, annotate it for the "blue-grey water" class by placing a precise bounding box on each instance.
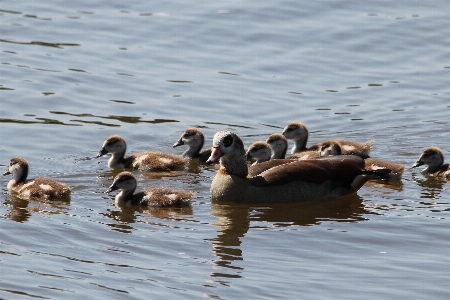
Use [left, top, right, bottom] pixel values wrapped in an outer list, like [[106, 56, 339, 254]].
[[1, 1, 449, 299]]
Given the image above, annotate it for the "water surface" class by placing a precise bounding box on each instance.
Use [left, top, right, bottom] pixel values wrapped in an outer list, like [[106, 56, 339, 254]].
[[1, 1, 449, 299]]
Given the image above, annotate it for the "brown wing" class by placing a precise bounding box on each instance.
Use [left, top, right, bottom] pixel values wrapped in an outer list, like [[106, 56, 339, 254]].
[[248, 159, 297, 177], [252, 156, 366, 187]]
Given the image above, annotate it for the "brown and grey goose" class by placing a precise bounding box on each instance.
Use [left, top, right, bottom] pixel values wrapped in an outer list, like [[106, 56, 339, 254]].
[[206, 131, 389, 203]]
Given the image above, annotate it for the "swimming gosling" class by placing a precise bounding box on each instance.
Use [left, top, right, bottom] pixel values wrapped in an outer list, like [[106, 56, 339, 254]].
[[107, 171, 194, 206], [3, 157, 71, 199]]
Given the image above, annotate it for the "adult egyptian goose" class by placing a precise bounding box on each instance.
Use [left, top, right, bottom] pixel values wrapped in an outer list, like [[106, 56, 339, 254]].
[[3, 157, 71, 199], [172, 127, 212, 162], [205, 131, 389, 203], [282, 121, 373, 156], [319, 140, 404, 180], [107, 171, 194, 206], [412, 146, 449, 179], [97, 135, 186, 171]]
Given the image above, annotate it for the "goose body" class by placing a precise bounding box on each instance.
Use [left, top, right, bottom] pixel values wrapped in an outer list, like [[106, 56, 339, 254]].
[[172, 127, 212, 162], [282, 121, 373, 156], [97, 135, 186, 171], [319, 140, 404, 180], [206, 131, 388, 203], [412, 146, 450, 179], [3, 157, 71, 199], [107, 171, 194, 206]]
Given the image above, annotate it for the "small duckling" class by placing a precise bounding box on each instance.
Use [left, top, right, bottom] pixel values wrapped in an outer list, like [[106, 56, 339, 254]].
[[319, 140, 404, 180], [320, 139, 370, 158], [412, 146, 450, 179], [251, 136, 319, 164], [266, 133, 288, 159], [246, 141, 272, 166], [107, 171, 194, 206], [97, 135, 186, 171], [3, 157, 71, 199], [172, 127, 212, 162], [282, 121, 373, 155]]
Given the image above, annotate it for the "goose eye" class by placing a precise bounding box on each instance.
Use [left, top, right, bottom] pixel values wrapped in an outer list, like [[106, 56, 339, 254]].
[[223, 135, 233, 147]]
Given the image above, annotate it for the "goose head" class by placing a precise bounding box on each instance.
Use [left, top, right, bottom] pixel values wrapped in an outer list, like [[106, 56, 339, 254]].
[[266, 133, 288, 159], [412, 146, 445, 172], [206, 131, 245, 163], [320, 140, 342, 157], [173, 128, 205, 156], [97, 135, 127, 158], [206, 131, 248, 177], [282, 122, 309, 153], [107, 171, 137, 195], [3, 157, 29, 183], [246, 141, 271, 165]]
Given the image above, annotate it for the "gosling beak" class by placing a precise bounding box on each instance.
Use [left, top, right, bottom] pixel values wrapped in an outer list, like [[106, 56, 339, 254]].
[[106, 183, 118, 193], [96, 147, 108, 158], [173, 138, 184, 148], [412, 160, 424, 168], [3, 169, 11, 176]]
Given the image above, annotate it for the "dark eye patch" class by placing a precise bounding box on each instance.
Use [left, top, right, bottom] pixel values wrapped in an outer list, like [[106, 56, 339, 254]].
[[223, 135, 233, 147]]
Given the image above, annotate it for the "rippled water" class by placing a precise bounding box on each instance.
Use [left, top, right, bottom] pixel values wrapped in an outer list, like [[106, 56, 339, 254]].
[[1, 1, 449, 299]]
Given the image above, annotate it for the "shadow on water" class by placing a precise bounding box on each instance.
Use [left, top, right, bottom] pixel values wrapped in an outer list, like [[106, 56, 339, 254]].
[[206, 193, 374, 279]]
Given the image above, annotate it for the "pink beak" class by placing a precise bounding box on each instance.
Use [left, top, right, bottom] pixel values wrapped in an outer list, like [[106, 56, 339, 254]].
[[206, 147, 222, 164]]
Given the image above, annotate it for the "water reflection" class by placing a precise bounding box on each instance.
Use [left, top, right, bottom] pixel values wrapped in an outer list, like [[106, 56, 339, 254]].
[[2, 195, 70, 222], [207, 194, 372, 278], [412, 172, 447, 200], [364, 178, 404, 192], [101, 205, 194, 234]]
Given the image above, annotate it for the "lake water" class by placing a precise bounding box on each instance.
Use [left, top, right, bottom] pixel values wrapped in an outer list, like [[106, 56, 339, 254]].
[[1, 0, 449, 299]]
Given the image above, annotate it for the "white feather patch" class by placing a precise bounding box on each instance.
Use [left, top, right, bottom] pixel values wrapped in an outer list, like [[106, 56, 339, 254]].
[[158, 157, 172, 164], [342, 145, 355, 152], [166, 194, 177, 201], [39, 184, 53, 191], [18, 181, 35, 192], [134, 154, 149, 166]]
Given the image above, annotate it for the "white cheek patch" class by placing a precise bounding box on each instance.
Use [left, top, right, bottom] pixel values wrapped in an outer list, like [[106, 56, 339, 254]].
[[158, 157, 172, 164], [342, 145, 355, 152]]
